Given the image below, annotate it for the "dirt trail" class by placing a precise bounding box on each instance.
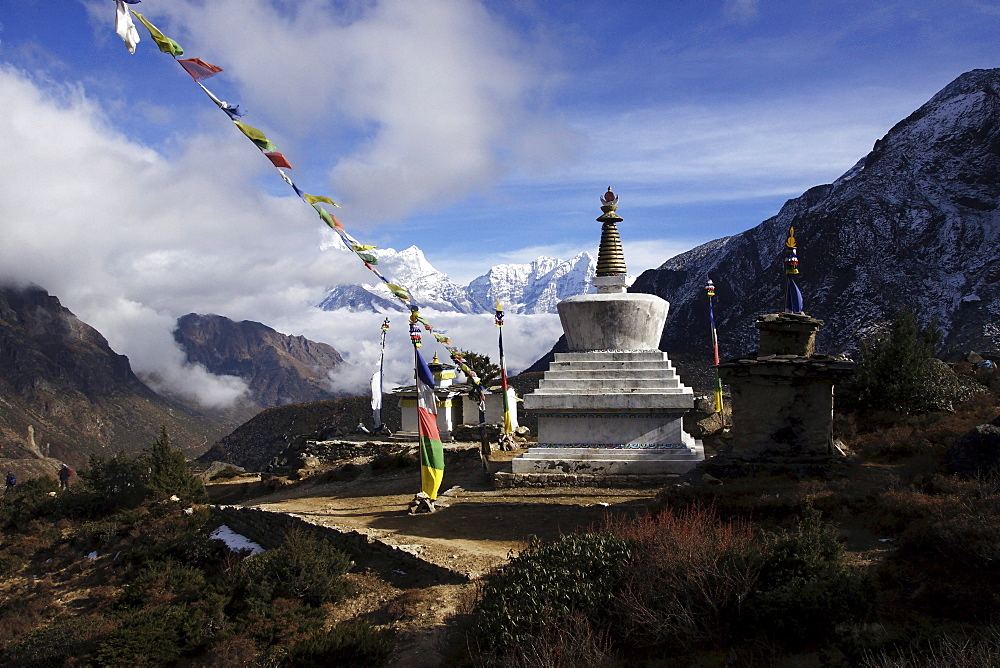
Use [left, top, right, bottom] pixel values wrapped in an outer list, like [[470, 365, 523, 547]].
[[213, 446, 663, 666], [236, 446, 659, 578]]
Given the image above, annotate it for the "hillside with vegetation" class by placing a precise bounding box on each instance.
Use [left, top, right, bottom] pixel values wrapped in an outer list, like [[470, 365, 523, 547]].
[[2, 314, 999, 666]]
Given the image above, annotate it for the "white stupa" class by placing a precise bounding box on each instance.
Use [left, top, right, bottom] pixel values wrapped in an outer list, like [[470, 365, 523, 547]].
[[513, 188, 704, 475]]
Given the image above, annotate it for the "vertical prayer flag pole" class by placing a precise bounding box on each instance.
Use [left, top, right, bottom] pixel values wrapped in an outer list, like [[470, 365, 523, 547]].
[[784, 226, 804, 313], [495, 300, 514, 449], [371, 318, 389, 433], [706, 279, 724, 413], [410, 311, 444, 511]]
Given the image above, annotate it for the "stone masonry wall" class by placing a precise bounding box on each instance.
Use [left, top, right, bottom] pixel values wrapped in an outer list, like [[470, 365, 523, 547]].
[[211, 505, 468, 587]]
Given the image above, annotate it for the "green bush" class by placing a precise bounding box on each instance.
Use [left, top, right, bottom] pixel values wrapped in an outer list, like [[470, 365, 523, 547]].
[[79, 428, 207, 513], [93, 604, 190, 665], [0, 476, 60, 531], [141, 426, 208, 503], [237, 529, 353, 607], [840, 310, 986, 417], [472, 532, 632, 650], [287, 620, 395, 667], [3, 614, 110, 667], [882, 511, 1000, 622], [742, 506, 874, 648]]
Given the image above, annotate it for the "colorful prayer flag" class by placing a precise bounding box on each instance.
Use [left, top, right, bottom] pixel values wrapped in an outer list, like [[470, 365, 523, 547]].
[[304, 194, 340, 208], [233, 122, 276, 151], [786, 276, 804, 313], [131, 11, 184, 56], [313, 203, 336, 228], [387, 284, 410, 300], [264, 152, 292, 169], [115, 0, 141, 54], [178, 58, 224, 81], [356, 251, 378, 264], [415, 349, 444, 500]]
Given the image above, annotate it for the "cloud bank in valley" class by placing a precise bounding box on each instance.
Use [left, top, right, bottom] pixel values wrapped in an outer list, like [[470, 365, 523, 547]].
[[0, 0, 565, 406]]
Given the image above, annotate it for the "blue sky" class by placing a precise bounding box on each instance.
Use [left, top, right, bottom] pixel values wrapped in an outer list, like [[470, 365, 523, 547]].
[[0, 0, 997, 400]]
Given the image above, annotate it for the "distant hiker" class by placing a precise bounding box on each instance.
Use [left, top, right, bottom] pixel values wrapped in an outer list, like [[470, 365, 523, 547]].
[[58, 465, 73, 490], [4, 471, 16, 492]]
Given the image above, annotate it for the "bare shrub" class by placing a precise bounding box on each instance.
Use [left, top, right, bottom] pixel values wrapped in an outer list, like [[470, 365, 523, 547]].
[[609, 505, 761, 651]]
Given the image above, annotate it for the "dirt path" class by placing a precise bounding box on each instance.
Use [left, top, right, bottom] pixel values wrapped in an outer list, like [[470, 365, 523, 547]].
[[237, 446, 658, 578], [212, 446, 663, 666]]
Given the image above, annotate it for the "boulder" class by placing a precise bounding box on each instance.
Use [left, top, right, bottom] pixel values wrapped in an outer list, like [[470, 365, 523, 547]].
[[946, 423, 1000, 477]]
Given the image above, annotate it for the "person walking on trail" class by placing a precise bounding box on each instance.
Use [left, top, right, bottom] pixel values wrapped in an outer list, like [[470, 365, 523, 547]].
[[4, 470, 16, 493], [58, 465, 73, 490]]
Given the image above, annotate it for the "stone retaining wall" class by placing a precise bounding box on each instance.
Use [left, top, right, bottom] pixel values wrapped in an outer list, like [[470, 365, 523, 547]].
[[211, 505, 468, 587]]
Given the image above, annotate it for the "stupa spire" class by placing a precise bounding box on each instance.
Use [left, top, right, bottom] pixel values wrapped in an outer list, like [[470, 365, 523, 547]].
[[595, 187, 627, 277]]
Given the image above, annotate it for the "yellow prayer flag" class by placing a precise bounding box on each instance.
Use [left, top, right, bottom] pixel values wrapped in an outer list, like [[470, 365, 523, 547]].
[[303, 194, 341, 208], [387, 284, 410, 300], [233, 122, 266, 143], [131, 11, 184, 56], [351, 244, 378, 251]]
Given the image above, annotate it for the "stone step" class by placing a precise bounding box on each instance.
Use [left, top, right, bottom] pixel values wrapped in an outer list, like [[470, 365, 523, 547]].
[[549, 361, 676, 371], [511, 445, 704, 475], [553, 351, 670, 362], [543, 369, 681, 381], [538, 377, 683, 390]]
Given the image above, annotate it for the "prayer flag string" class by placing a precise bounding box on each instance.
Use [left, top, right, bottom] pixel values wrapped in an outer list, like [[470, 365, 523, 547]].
[[118, 5, 489, 396]]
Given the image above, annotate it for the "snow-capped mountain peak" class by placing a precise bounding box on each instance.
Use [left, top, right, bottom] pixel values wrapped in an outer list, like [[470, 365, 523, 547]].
[[318, 249, 596, 314]]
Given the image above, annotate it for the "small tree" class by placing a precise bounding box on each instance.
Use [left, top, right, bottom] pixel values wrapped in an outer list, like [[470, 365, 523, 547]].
[[839, 310, 943, 415], [458, 350, 501, 387], [139, 426, 208, 503], [80, 427, 207, 509]]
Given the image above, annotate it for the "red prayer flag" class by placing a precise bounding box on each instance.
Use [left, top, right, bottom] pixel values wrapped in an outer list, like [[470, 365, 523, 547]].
[[177, 58, 224, 81], [330, 214, 345, 231], [265, 152, 293, 169]]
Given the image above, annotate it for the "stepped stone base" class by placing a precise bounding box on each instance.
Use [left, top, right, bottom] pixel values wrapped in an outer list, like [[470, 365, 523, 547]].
[[494, 471, 682, 489], [517, 350, 705, 476]]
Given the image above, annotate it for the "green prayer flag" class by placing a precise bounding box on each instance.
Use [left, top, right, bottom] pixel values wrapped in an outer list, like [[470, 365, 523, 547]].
[[132, 11, 184, 56], [312, 203, 336, 228], [357, 252, 378, 264]]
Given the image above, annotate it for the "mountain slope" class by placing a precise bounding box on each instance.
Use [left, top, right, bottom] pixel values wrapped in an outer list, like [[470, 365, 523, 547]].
[[174, 314, 347, 416], [0, 284, 225, 465], [628, 68, 1000, 379]]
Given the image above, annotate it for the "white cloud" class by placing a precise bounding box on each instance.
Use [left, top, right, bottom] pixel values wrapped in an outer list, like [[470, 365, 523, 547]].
[[147, 0, 564, 223], [0, 65, 362, 405], [556, 89, 925, 205], [271, 308, 563, 396], [723, 0, 759, 23]]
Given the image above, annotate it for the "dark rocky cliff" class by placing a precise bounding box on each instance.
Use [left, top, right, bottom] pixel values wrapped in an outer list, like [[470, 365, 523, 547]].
[[174, 313, 346, 412], [624, 68, 1000, 385], [0, 284, 225, 466]]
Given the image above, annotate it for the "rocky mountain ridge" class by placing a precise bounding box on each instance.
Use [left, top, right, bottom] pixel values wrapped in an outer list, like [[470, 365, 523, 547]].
[[173, 313, 348, 423], [628, 68, 1000, 381], [0, 284, 226, 466], [318, 247, 595, 314]]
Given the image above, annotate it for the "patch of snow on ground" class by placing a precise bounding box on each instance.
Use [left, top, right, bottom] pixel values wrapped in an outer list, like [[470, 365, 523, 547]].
[[210, 525, 265, 555]]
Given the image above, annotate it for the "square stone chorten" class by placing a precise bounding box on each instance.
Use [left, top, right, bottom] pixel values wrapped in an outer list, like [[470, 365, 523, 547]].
[[512, 189, 704, 475]]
